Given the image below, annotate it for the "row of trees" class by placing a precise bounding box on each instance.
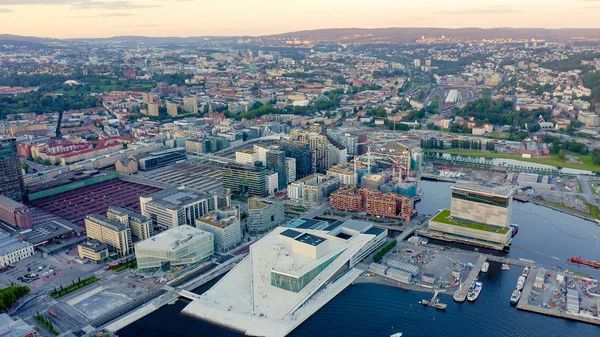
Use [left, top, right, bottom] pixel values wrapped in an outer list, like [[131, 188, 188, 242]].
[[34, 313, 59, 335], [450, 139, 483, 150], [373, 240, 397, 263], [0, 286, 30, 311], [420, 138, 445, 149]]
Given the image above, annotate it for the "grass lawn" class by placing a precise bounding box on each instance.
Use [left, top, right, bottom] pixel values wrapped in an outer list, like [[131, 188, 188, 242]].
[[425, 149, 600, 172], [431, 209, 510, 234]]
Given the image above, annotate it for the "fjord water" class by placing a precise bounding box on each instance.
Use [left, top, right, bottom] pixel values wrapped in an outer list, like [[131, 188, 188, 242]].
[[119, 181, 600, 336]]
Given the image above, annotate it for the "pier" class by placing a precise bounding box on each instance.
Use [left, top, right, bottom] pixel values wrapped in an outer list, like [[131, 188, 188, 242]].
[[453, 255, 486, 302], [517, 268, 600, 326]]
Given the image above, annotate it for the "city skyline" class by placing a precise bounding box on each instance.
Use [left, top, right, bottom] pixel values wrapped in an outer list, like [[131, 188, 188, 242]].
[[0, 0, 599, 38]]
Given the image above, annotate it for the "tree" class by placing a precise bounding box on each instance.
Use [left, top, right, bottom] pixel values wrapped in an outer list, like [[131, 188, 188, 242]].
[[558, 150, 566, 160]]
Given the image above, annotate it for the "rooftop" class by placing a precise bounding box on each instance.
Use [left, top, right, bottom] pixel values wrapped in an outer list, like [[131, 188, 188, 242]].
[[452, 183, 513, 198], [197, 208, 239, 229], [135, 225, 212, 252], [85, 214, 129, 232], [145, 188, 213, 210], [0, 195, 26, 209], [295, 233, 327, 247], [79, 239, 108, 252], [431, 209, 510, 234]]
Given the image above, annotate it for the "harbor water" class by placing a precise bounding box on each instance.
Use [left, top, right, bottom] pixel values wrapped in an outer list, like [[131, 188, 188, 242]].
[[118, 181, 600, 336]]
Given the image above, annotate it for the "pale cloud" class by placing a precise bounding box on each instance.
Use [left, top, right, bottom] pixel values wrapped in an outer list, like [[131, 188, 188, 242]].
[[437, 6, 522, 14], [0, 8, 13, 13], [73, 1, 160, 10], [118, 24, 159, 28]]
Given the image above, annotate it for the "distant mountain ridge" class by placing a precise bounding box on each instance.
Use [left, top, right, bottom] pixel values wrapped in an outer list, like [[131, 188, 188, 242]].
[[261, 27, 600, 42], [3, 27, 600, 44]]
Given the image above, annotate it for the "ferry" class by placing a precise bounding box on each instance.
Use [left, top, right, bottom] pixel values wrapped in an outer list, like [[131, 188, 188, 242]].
[[481, 262, 489, 273], [467, 281, 483, 302], [522, 267, 529, 277], [510, 290, 521, 305], [516, 276, 525, 291]]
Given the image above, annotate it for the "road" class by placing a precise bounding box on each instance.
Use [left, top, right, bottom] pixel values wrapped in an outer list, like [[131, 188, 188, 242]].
[[578, 175, 598, 206]]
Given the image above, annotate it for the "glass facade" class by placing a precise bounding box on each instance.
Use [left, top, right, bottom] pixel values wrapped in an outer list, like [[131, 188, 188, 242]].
[[452, 190, 508, 208], [271, 251, 343, 293]]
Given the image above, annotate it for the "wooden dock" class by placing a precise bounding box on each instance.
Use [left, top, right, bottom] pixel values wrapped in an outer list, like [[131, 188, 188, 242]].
[[453, 255, 486, 302]]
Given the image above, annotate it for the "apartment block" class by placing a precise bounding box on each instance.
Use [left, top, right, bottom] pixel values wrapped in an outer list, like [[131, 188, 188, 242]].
[[196, 208, 242, 253], [0, 195, 32, 229]]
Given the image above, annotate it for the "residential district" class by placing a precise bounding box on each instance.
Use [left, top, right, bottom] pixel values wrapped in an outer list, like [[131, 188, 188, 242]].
[[1, 32, 600, 337]]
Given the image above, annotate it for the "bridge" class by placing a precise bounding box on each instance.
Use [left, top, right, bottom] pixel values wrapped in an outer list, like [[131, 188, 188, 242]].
[[179, 290, 202, 301]]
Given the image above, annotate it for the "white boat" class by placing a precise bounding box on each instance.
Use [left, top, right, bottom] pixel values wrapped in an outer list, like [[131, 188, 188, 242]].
[[481, 261, 489, 273], [522, 267, 529, 277], [501, 262, 510, 271], [467, 281, 483, 302], [510, 290, 521, 305], [516, 276, 525, 291], [390, 333, 403, 337]]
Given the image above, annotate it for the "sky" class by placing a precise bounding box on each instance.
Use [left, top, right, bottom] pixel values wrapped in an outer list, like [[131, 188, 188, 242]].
[[0, 0, 599, 38]]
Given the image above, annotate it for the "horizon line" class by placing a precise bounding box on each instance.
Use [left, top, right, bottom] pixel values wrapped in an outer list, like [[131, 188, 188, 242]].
[[4, 26, 600, 40]]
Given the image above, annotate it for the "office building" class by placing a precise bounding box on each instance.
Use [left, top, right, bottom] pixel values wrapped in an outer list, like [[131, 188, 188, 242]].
[[196, 207, 242, 253], [235, 150, 260, 166], [427, 183, 514, 249], [135, 225, 214, 272], [186, 137, 212, 155], [285, 157, 296, 184], [138, 148, 186, 171], [264, 149, 286, 190], [140, 187, 219, 229], [288, 174, 340, 205], [0, 313, 35, 337], [147, 103, 160, 117], [184, 97, 199, 114], [77, 239, 109, 263], [266, 172, 279, 195], [84, 214, 132, 256], [166, 102, 179, 117], [182, 221, 386, 337], [0, 234, 34, 268], [0, 138, 25, 202], [221, 163, 267, 197], [280, 141, 311, 178], [327, 162, 363, 186], [247, 197, 285, 234], [0, 196, 32, 229], [253, 144, 269, 166], [107, 206, 152, 241]]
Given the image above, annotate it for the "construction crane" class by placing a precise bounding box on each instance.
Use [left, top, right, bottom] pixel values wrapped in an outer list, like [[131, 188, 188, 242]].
[[355, 140, 391, 174]]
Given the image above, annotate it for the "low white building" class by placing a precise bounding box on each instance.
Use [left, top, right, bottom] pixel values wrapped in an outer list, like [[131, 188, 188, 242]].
[[196, 207, 242, 253], [135, 225, 214, 272], [0, 234, 34, 267]]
